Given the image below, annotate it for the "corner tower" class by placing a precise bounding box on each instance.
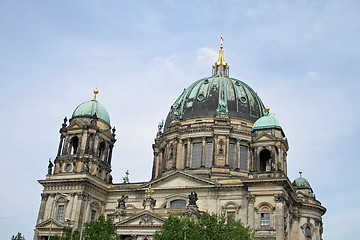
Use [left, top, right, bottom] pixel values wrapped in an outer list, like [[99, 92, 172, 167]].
[[34, 90, 116, 239], [54, 89, 116, 183]]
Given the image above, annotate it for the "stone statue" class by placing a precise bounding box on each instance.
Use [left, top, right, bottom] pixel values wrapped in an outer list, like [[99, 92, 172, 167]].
[[117, 195, 128, 209], [47, 159, 53, 175], [157, 120, 164, 134], [62, 117, 67, 128], [84, 160, 89, 173], [122, 170, 130, 183], [188, 192, 198, 207]]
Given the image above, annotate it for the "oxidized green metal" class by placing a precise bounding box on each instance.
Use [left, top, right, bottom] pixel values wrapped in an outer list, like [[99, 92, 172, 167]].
[[293, 177, 312, 190], [252, 115, 282, 132], [72, 100, 111, 124], [164, 76, 266, 128]]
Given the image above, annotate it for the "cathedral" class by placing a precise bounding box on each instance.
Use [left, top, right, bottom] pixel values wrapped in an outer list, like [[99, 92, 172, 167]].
[[34, 40, 326, 240]]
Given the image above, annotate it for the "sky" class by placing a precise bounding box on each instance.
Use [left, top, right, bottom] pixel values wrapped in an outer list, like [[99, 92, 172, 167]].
[[0, 0, 359, 239]]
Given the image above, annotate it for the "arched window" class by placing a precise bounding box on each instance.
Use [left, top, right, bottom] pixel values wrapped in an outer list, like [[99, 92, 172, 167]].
[[56, 205, 65, 220], [192, 142, 202, 168], [70, 136, 79, 154], [261, 213, 270, 230], [170, 200, 186, 208], [228, 143, 235, 168], [240, 145, 248, 170], [259, 149, 271, 172], [98, 141, 106, 160], [305, 226, 311, 238]]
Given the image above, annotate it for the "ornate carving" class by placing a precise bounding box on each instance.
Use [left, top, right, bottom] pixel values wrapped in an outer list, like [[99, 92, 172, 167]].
[[246, 194, 255, 203], [274, 193, 286, 203], [41, 193, 49, 201], [139, 215, 154, 225]]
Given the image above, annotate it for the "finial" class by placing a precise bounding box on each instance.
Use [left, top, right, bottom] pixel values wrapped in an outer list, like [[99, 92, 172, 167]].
[[212, 36, 229, 76], [93, 88, 99, 100], [145, 185, 154, 197], [265, 106, 270, 115], [299, 170, 303, 177]]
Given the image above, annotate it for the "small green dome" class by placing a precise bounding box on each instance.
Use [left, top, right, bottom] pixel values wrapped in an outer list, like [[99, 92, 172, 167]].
[[293, 177, 312, 190], [72, 100, 110, 124], [252, 115, 282, 132]]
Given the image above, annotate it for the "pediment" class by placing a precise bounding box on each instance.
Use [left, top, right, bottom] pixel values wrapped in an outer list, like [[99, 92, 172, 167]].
[[143, 171, 216, 189], [66, 121, 86, 130], [252, 132, 277, 142], [36, 218, 66, 229], [116, 211, 165, 227]]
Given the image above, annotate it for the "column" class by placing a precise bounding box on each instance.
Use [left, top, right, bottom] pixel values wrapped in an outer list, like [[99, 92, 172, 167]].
[[225, 136, 230, 166], [247, 194, 255, 228], [275, 194, 285, 240], [235, 139, 240, 169], [186, 138, 191, 168], [37, 194, 49, 224], [176, 139, 183, 169], [57, 135, 64, 156], [201, 136, 206, 167], [107, 144, 114, 165], [214, 135, 218, 166], [173, 139, 178, 169]]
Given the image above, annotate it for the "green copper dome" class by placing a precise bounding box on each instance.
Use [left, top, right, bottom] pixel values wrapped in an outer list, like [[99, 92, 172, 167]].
[[164, 76, 266, 128], [72, 100, 110, 124], [252, 114, 282, 132], [293, 177, 312, 190]]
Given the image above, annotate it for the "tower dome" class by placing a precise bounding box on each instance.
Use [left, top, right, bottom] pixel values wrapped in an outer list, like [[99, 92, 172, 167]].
[[164, 41, 265, 129], [251, 107, 282, 132], [293, 171, 313, 190], [72, 90, 111, 124]]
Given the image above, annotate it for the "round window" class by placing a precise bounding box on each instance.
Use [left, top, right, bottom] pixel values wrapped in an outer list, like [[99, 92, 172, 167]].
[[65, 164, 72, 172], [240, 96, 247, 103], [197, 94, 205, 102]]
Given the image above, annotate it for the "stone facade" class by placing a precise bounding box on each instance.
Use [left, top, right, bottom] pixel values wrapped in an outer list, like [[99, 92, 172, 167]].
[[34, 44, 325, 240]]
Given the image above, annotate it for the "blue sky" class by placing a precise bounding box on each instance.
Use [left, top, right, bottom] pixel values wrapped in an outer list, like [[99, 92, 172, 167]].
[[0, 0, 359, 239]]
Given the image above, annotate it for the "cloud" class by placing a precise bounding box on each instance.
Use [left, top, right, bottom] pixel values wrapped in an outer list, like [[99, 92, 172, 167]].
[[196, 47, 218, 66], [307, 71, 321, 81]]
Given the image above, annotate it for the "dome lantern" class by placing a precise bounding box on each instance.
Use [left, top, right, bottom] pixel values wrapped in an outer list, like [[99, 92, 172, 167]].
[[212, 35, 229, 77]]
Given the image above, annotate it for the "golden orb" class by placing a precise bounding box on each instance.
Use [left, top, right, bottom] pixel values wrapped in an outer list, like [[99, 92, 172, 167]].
[[299, 170, 303, 175], [94, 89, 99, 95], [265, 106, 270, 114]]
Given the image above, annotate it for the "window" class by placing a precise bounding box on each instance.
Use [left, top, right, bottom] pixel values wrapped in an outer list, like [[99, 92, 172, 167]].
[[240, 146, 248, 170], [228, 143, 235, 168], [205, 142, 213, 167], [261, 213, 270, 230], [192, 143, 202, 168], [98, 141, 106, 159], [227, 211, 235, 222], [259, 149, 271, 171], [91, 210, 97, 221], [57, 205, 65, 220], [170, 200, 186, 208], [70, 137, 79, 154], [305, 226, 311, 238]]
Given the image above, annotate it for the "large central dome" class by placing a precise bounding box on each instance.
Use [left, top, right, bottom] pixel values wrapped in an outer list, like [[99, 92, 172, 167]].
[[165, 45, 265, 129]]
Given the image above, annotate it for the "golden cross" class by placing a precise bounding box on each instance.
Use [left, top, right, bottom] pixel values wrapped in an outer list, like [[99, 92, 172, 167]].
[[220, 35, 224, 46], [145, 185, 154, 197]]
